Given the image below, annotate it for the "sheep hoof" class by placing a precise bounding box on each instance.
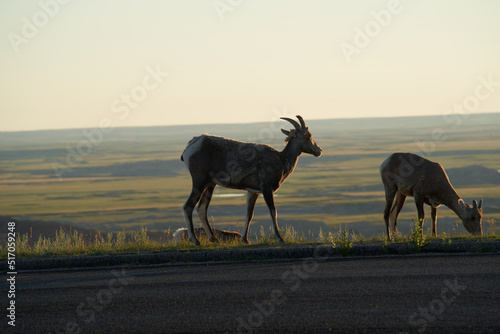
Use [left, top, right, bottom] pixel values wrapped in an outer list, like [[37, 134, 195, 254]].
[[190, 237, 201, 246], [240, 237, 251, 245]]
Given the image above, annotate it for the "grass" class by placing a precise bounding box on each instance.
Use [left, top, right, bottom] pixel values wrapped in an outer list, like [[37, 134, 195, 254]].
[[0, 225, 310, 259], [319, 226, 354, 256], [408, 218, 429, 252], [2, 221, 498, 260], [12, 227, 169, 258]]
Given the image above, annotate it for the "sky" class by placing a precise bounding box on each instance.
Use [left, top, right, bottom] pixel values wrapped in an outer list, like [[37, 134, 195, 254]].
[[1, 0, 499, 132]]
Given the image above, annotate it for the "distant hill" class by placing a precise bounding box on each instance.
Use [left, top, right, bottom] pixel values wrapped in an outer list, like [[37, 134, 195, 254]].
[[29, 159, 184, 178], [2, 112, 500, 148], [447, 165, 500, 186]]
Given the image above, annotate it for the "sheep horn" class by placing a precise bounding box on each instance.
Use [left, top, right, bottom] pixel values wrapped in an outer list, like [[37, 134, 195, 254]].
[[281, 128, 290, 136], [296, 115, 306, 128], [281, 117, 301, 130]]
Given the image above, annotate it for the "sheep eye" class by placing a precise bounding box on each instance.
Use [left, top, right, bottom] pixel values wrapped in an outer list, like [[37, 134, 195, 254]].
[[471, 215, 476, 220]]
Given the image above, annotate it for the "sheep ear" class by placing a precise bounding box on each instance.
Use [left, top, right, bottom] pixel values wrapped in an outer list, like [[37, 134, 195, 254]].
[[478, 199, 483, 209], [473, 200, 478, 209], [281, 128, 290, 136], [458, 199, 468, 210]]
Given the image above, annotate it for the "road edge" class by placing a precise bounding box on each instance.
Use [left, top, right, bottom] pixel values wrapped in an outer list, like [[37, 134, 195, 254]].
[[2, 239, 499, 272]]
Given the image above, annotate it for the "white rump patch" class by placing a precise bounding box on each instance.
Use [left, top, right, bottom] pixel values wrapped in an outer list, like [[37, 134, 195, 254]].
[[182, 136, 204, 167]]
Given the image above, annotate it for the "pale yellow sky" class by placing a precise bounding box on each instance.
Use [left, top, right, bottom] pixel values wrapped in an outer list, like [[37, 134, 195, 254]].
[[1, 0, 499, 131]]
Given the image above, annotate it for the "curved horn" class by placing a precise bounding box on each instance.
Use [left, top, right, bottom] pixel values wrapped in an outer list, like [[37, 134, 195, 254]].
[[281, 117, 300, 130], [473, 200, 478, 209], [296, 115, 306, 128]]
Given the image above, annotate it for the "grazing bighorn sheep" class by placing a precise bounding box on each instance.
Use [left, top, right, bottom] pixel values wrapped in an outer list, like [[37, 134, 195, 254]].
[[181, 115, 322, 246], [380, 152, 483, 240]]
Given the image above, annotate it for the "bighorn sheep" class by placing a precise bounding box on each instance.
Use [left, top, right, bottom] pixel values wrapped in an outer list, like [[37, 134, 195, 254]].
[[181, 115, 322, 245], [380, 152, 483, 240]]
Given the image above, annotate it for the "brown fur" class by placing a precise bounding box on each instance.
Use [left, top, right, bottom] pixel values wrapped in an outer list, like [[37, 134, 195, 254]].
[[181, 115, 322, 246], [380, 152, 483, 240]]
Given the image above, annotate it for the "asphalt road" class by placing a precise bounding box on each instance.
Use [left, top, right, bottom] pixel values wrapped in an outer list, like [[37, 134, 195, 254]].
[[2, 254, 499, 333]]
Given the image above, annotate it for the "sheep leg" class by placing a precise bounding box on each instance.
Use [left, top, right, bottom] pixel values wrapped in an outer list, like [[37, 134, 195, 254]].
[[183, 186, 205, 246], [263, 189, 284, 244], [383, 186, 397, 241], [414, 195, 426, 238], [241, 191, 259, 244], [389, 192, 406, 237], [197, 183, 219, 243], [431, 206, 438, 236]]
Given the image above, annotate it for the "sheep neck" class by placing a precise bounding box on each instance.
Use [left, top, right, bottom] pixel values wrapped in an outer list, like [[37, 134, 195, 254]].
[[280, 139, 302, 179], [441, 190, 466, 220]]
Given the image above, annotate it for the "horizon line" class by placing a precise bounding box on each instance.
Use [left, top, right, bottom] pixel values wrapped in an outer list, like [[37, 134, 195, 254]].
[[1, 111, 500, 134]]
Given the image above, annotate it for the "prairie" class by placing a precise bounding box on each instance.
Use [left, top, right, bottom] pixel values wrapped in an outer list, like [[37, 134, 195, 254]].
[[1, 113, 499, 241]]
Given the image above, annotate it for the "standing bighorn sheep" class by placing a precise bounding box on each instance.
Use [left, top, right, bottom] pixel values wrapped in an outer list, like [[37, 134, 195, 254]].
[[181, 115, 322, 245], [380, 152, 483, 240]]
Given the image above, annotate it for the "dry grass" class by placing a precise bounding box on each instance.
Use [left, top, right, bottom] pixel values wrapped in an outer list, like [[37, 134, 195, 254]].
[[1, 221, 497, 260]]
